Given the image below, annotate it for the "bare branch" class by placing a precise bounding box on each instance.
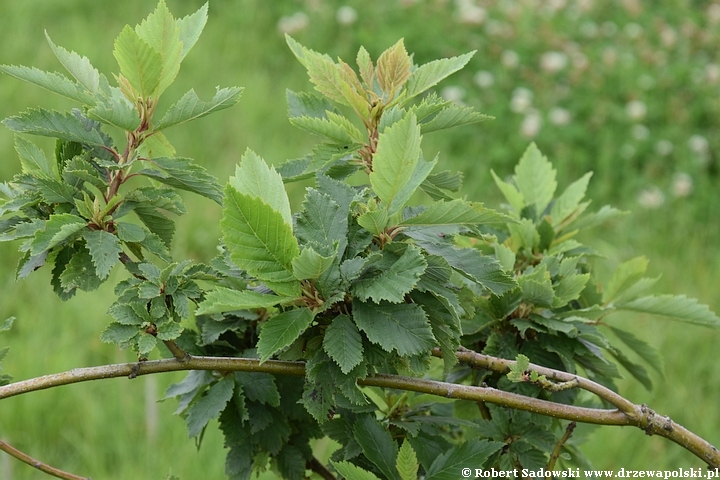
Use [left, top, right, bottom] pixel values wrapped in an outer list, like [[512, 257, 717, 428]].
[[0, 439, 89, 480], [547, 422, 576, 471]]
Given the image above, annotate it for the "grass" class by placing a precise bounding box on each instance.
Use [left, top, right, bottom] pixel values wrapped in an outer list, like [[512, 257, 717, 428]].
[[0, 0, 719, 477]]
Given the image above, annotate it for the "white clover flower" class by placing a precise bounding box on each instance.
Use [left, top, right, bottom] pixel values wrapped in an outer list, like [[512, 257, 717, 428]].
[[548, 107, 571, 126], [485, 20, 506, 37], [455, 0, 487, 25], [540, 51, 568, 73], [655, 139, 673, 156], [637, 187, 665, 209], [626, 100, 647, 121], [660, 26, 677, 48], [620, 144, 636, 159], [336, 6, 358, 25], [277, 12, 309, 35], [601, 21, 618, 36], [521, 111, 542, 138], [510, 87, 533, 113], [441, 86, 466, 103], [547, 0, 567, 11], [638, 74, 655, 90], [688, 135, 709, 154], [577, 0, 594, 12], [602, 47, 617, 67], [706, 64, 720, 83], [671, 173, 693, 197], [571, 52, 589, 70], [632, 124, 650, 140], [501, 50, 520, 69], [579, 21, 598, 38], [473, 70, 495, 88], [624, 22, 643, 39], [708, 3, 720, 24]]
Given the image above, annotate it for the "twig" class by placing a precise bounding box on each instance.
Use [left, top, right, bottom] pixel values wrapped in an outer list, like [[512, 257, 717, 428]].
[[0, 353, 718, 468], [307, 456, 336, 480], [547, 422, 576, 471], [0, 439, 90, 480]]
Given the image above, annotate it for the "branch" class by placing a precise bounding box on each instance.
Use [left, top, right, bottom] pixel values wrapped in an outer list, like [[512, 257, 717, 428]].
[[547, 422, 576, 471], [0, 352, 718, 468], [0, 439, 89, 480]]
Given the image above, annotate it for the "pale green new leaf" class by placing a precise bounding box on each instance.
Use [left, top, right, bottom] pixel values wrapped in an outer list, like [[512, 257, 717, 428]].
[[83, 230, 122, 279], [137, 131, 175, 158], [419, 104, 490, 133], [286, 35, 349, 106], [609, 326, 664, 374], [494, 243, 515, 272], [196, 287, 296, 315], [0, 65, 96, 105], [45, 32, 102, 96], [14, 135, 55, 178], [550, 172, 592, 227], [290, 115, 359, 145], [616, 295, 720, 328], [286, 89, 334, 119], [135, 0, 182, 96], [323, 314, 363, 374], [376, 38, 411, 93], [88, 86, 140, 131], [139, 157, 223, 204], [113, 25, 163, 98], [352, 245, 427, 304], [331, 462, 380, 480], [514, 143, 556, 216], [403, 52, 475, 100], [370, 113, 435, 214], [185, 376, 234, 438], [553, 273, 590, 308], [357, 209, 388, 235], [229, 149, 292, 226], [155, 87, 243, 130], [257, 308, 314, 362], [352, 299, 435, 356], [176, 2, 208, 60], [397, 440, 419, 480], [292, 247, 335, 281], [221, 186, 300, 297], [29, 214, 87, 256], [567, 205, 628, 231], [490, 170, 524, 213], [401, 199, 508, 227], [3, 108, 106, 146], [603, 256, 648, 304]]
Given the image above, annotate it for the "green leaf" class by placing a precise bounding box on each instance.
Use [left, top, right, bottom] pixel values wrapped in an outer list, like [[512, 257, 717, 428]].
[[0, 65, 96, 105], [234, 372, 280, 407], [418, 242, 516, 296], [397, 440, 419, 480], [137, 333, 158, 356], [514, 143, 556, 216], [353, 415, 400, 480], [357, 209, 388, 236], [419, 104, 490, 133], [134, 206, 174, 247], [607, 345, 653, 391], [403, 52, 475, 100], [100, 323, 138, 345], [59, 245, 102, 292], [257, 308, 314, 362], [616, 295, 720, 328], [45, 32, 103, 96], [331, 462, 381, 480], [116, 222, 146, 243], [370, 113, 435, 214], [603, 256, 649, 304], [14, 135, 55, 178], [490, 169, 524, 213], [138, 131, 175, 158], [352, 245, 427, 304], [185, 377, 234, 438], [229, 149, 292, 226], [29, 214, 87, 256], [553, 273, 590, 308], [376, 39, 412, 93], [295, 189, 348, 256], [323, 315, 364, 374], [135, 0, 182, 96], [154, 87, 243, 130], [139, 157, 223, 204], [425, 440, 503, 480], [222, 186, 300, 297], [550, 172, 593, 227], [113, 25, 163, 98], [176, 2, 208, 60], [518, 265, 554, 308], [292, 247, 335, 280], [567, 205, 628, 231], [401, 200, 508, 227], [108, 303, 145, 325], [352, 299, 435, 356], [3, 108, 106, 145], [88, 87, 140, 131], [83, 230, 122, 279], [608, 326, 664, 374], [196, 287, 296, 316], [290, 114, 362, 144], [286, 89, 334, 119]]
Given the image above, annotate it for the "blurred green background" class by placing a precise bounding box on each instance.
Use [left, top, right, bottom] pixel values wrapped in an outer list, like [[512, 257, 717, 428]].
[[1, 0, 719, 478]]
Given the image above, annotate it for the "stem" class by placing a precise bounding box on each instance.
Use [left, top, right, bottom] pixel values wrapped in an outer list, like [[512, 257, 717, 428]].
[[547, 422, 576, 471], [307, 456, 336, 480], [0, 439, 89, 480], [0, 353, 718, 468]]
